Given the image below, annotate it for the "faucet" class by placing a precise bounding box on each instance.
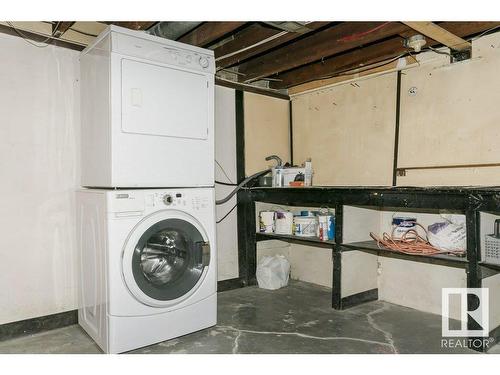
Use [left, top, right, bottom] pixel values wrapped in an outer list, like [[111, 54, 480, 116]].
[[265, 155, 282, 168]]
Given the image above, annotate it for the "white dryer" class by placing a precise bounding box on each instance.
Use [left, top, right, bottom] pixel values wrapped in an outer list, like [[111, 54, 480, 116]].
[[76, 188, 217, 353], [80, 25, 215, 188]]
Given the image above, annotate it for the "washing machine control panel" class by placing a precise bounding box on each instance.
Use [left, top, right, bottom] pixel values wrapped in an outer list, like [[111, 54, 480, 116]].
[[144, 192, 204, 209], [143, 191, 210, 211]]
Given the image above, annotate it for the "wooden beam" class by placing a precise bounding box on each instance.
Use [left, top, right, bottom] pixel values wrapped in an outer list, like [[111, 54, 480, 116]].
[[271, 21, 500, 89], [288, 57, 411, 95], [177, 22, 247, 47], [107, 22, 157, 30], [271, 37, 405, 89], [237, 22, 408, 83], [0, 24, 84, 51], [215, 22, 330, 69], [403, 21, 471, 51], [52, 22, 75, 38], [215, 78, 290, 100]]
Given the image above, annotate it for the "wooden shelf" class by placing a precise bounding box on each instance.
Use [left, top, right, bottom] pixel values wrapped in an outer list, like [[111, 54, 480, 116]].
[[341, 240, 468, 268], [256, 232, 335, 248]]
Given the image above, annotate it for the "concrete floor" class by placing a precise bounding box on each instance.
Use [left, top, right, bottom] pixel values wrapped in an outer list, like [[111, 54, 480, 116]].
[[0, 281, 498, 354]]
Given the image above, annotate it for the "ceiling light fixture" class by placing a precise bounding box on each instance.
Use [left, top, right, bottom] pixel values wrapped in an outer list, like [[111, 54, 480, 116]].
[[404, 34, 427, 52]]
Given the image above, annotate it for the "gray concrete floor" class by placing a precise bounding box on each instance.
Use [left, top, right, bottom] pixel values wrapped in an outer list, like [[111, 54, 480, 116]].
[[0, 281, 498, 354]]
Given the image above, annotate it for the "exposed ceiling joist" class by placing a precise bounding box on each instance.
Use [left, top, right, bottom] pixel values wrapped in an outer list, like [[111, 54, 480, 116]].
[[215, 22, 330, 69], [177, 22, 247, 47], [402, 21, 471, 51], [270, 37, 405, 89], [52, 22, 75, 38], [272, 21, 500, 90], [238, 21, 408, 83]]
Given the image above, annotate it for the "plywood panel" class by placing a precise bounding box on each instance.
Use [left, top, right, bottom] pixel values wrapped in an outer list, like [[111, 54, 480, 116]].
[[292, 72, 397, 186], [399, 33, 500, 170], [397, 167, 500, 186], [244, 92, 290, 175]]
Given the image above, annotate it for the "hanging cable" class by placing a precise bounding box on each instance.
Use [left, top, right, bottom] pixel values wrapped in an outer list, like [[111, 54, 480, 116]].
[[215, 159, 235, 185], [68, 27, 99, 38], [6, 21, 61, 48], [216, 203, 238, 224], [216, 180, 237, 186]]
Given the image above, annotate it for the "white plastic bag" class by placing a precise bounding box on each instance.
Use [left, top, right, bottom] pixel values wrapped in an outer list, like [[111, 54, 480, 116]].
[[256, 255, 290, 290], [428, 214, 466, 252]]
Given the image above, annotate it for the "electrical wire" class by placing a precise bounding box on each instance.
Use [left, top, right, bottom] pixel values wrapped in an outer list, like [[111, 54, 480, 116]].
[[370, 223, 466, 257], [68, 27, 99, 38], [316, 53, 408, 81], [427, 46, 453, 57], [467, 24, 500, 42], [297, 24, 500, 87], [337, 22, 391, 43], [216, 180, 237, 186], [216, 169, 271, 205], [215, 159, 235, 184], [216, 203, 238, 224], [6, 21, 61, 48]]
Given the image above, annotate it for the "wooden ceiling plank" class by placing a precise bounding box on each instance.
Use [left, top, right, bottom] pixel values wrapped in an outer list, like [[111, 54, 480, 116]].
[[52, 22, 75, 38], [238, 22, 408, 83], [216, 21, 330, 69], [271, 37, 405, 89], [272, 21, 500, 89], [177, 22, 247, 47], [215, 24, 281, 62], [402, 21, 471, 51]]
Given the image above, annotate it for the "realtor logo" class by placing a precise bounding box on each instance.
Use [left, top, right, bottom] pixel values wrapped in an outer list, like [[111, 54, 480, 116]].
[[442, 288, 489, 337]]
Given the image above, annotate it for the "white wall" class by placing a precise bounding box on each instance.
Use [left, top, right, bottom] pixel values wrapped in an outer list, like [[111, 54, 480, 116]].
[[215, 86, 239, 281], [0, 33, 80, 324]]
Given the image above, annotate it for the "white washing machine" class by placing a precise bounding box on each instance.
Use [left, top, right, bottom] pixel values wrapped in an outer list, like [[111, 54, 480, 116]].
[[76, 188, 217, 353], [80, 25, 215, 188]]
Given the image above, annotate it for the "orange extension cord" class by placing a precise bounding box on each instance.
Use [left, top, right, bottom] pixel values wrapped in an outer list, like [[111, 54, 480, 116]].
[[369, 223, 466, 257]]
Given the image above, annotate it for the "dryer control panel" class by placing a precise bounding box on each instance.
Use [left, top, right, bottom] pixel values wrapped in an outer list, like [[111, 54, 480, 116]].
[[143, 191, 210, 211]]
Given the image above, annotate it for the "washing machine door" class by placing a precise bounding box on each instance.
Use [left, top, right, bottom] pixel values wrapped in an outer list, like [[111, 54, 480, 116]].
[[122, 210, 210, 307]]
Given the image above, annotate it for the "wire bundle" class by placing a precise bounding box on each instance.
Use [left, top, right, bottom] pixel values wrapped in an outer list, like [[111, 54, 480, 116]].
[[370, 223, 466, 257]]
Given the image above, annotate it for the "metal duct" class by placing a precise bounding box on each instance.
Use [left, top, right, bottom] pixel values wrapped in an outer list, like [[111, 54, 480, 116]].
[[263, 22, 312, 34], [147, 22, 202, 40]]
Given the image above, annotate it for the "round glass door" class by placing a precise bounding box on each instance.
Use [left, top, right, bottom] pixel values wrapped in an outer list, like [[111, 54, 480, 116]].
[[131, 218, 210, 301]]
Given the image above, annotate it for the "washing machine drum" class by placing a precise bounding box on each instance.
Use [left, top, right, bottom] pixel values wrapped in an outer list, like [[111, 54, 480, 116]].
[[130, 218, 210, 303]]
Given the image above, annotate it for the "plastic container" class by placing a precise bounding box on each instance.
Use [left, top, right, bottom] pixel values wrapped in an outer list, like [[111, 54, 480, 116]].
[[293, 216, 318, 237], [259, 211, 275, 233], [275, 211, 293, 235], [392, 215, 417, 239], [318, 215, 329, 241]]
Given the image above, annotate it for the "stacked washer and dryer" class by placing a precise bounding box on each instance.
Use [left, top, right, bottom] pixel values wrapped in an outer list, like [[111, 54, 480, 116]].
[[76, 25, 217, 353]]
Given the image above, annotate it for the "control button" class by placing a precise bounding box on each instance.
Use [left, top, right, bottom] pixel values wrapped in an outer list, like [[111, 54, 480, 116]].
[[185, 55, 192, 63], [163, 194, 173, 205], [176, 193, 182, 198], [199, 56, 209, 68]]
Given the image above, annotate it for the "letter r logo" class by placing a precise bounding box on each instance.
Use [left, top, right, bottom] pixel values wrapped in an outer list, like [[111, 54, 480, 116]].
[[442, 288, 489, 337]]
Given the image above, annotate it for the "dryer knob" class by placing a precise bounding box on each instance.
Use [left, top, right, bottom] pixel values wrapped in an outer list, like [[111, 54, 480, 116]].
[[163, 194, 173, 205], [199, 56, 209, 68]]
